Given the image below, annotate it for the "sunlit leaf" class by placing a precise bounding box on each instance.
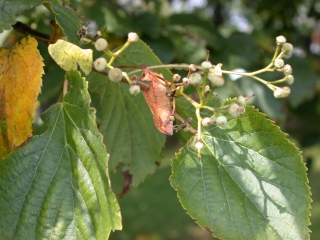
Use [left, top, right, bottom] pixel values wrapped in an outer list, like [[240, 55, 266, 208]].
[[171, 106, 311, 240]]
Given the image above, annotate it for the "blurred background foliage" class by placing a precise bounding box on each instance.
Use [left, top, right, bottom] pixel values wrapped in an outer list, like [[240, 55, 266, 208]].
[[2, 0, 319, 239]]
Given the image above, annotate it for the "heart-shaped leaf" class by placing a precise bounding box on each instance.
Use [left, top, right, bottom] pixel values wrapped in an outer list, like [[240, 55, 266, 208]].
[[171, 106, 311, 240]]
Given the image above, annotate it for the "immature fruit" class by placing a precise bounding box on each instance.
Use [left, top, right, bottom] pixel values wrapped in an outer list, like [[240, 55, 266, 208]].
[[201, 60, 212, 69], [237, 95, 247, 105], [189, 73, 202, 85], [282, 43, 293, 58], [94, 38, 108, 51], [228, 103, 245, 117], [208, 69, 224, 86], [128, 32, 139, 42], [273, 86, 291, 98], [182, 77, 190, 85], [216, 115, 227, 127], [195, 140, 204, 150], [204, 85, 210, 93], [108, 68, 123, 82], [129, 84, 141, 95], [286, 75, 294, 85], [172, 73, 181, 82], [283, 64, 292, 75], [201, 117, 214, 127], [93, 57, 107, 72], [274, 58, 284, 68], [276, 35, 286, 45]]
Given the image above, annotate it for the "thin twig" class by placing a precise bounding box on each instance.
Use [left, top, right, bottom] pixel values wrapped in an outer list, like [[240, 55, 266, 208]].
[[13, 22, 50, 43]]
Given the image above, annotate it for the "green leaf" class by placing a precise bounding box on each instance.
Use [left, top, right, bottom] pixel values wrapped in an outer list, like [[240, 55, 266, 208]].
[[89, 40, 171, 186], [113, 40, 172, 79], [0, 0, 41, 32], [48, 39, 93, 75], [89, 72, 164, 187], [0, 71, 121, 240], [50, 0, 81, 44], [170, 106, 311, 240], [111, 167, 204, 240]]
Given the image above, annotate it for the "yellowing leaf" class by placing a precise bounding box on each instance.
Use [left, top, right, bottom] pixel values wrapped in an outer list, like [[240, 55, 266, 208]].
[[0, 36, 44, 157], [48, 39, 93, 75]]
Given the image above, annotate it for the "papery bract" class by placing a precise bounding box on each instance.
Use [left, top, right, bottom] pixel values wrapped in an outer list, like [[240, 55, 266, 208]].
[[141, 68, 174, 135]]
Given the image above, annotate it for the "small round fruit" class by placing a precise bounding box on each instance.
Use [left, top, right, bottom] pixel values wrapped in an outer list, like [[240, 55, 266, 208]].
[[93, 57, 107, 72], [94, 38, 108, 51], [108, 68, 123, 82], [129, 84, 141, 95]]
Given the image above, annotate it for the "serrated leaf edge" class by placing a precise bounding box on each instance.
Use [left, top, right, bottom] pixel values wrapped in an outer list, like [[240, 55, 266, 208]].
[[170, 105, 312, 240]]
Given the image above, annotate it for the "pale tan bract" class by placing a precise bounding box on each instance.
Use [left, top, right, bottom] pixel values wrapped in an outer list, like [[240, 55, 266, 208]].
[[141, 69, 174, 135]]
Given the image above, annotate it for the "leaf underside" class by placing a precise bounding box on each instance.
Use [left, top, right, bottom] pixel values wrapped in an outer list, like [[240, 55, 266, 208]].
[[48, 39, 93, 75], [0, 71, 121, 240], [170, 106, 311, 240]]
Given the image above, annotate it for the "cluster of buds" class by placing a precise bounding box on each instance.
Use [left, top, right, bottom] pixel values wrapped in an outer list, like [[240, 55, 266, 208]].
[[193, 95, 249, 150], [93, 32, 141, 94], [90, 31, 296, 155], [94, 32, 139, 52], [272, 35, 295, 98], [201, 95, 248, 126], [176, 61, 225, 88], [207, 63, 224, 87], [93, 57, 124, 82]]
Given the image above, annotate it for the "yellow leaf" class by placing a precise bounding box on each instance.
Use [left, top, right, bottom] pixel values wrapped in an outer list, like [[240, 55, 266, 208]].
[[0, 36, 44, 158], [48, 39, 93, 75]]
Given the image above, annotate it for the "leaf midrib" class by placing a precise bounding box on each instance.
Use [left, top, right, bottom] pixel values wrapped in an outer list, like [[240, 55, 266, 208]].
[[201, 134, 290, 239]]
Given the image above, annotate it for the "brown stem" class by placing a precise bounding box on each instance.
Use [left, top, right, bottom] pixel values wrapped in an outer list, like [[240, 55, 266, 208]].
[[174, 113, 197, 134], [118, 170, 133, 198], [13, 22, 50, 43]]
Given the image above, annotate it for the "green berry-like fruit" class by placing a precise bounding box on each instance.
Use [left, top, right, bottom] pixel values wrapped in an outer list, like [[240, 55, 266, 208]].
[[216, 115, 227, 127], [93, 57, 107, 72], [201, 60, 212, 69], [201, 117, 214, 127], [128, 32, 139, 42], [282, 43, 294, 58], [228, 103, 245, 117], [129, 84, 141, 95], [189, 72, 202, 85], [273, 86, 291, 98], [94, 38, 108, 51], [276, 35, 286, 45], [287, 75, 294, 85], [274, 58, 284, 68], [283, 64, 292, 75], [208, 70, 224, 86], [108, 68, 123, 82]]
